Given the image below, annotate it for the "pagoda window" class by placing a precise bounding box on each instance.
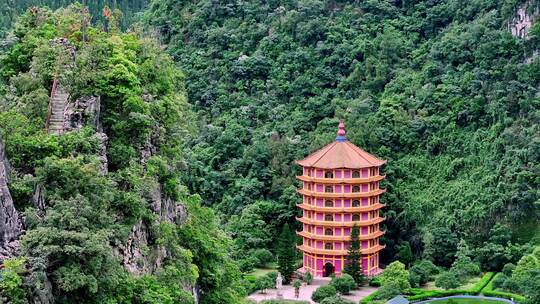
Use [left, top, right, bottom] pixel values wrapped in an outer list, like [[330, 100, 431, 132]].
[[352, 214, 360, 221], [325, 214, 333, 221], [325, 186, 333, 193], [325, 200, 333, 207], [352, 185, 360, 193], [325, 228, 333, 236], [352, 170, 360, 178], [352, 200, 360, 207], [325, 243, 333, 250], [324, 171, 334, 178]]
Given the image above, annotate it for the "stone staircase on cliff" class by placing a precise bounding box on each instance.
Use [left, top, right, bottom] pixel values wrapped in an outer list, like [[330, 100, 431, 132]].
[[46, 79, 68, 135]]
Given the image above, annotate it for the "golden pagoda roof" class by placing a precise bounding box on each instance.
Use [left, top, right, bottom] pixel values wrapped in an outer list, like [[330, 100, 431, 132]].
[[296, 120, 386, 169]]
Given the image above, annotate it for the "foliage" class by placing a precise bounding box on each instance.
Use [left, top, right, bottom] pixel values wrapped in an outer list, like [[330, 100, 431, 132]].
[[145, 0, 540, 272], [396, 241, 415, 268], [256, 276, 274, 294], [277, 223, 296, 284], [343, 225, 365, 285], [0, 0, 147, 38], [379, 261, 411, 292], [409, 260, 439, 287], [303, 271, 313, 285], [311, 285, 337, 303], [0, 257, 27, 304], [319, 295, 354, 304], [0, 5, 242, 304], [435, 271, 461, 290], [374, 284, 402, 300], [330, 274, 356, 295]]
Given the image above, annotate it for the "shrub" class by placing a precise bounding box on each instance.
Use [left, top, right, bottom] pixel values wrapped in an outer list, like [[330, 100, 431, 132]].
[[502, 278, 520, 293], [368, 276, 381, 287], [311, 285, 337, 303], [330, 274, 356, 295], [374, 284, 401, 300], [255, 275, 274, 294], [379, 261, 410, 291], [409, 260, 438, 287], [492, 273, 508, 290], [239, 255, 259, 272], [293, 279, 302, 290], [251, 249, 274, 267], [320, 295, 354, 304], [469, 272, 494, 293], [303, 271, 313, 285], [435, 271, 460, 290], [502, 263, 516, 277]]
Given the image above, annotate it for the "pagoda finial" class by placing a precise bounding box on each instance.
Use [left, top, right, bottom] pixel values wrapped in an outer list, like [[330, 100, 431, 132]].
[[336, 119, 347, 141]]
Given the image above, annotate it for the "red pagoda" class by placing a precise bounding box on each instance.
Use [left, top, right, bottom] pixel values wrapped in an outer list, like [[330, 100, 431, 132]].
[[295, 120, 386, 277]]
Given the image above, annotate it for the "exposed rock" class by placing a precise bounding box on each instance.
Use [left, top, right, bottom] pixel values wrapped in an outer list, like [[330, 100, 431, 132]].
[[31, 183, 46, 216], [94, 132, 109, 175], [115, 182, 189, 275], [64, 96, 102, 132], [0, 137, 23, 261], [509, 1, 539, 38]]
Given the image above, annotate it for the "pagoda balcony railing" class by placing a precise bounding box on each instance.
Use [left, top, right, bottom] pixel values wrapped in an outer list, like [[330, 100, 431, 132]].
[[297, 175, 385, 184], [297, 244, 385, 256], [297, 230, 384, 241], [297, 202, 385, 213], [296, 216, 385, 227], [297, 188, 386, 198]]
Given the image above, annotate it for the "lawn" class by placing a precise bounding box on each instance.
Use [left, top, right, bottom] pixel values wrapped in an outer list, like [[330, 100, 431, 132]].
[[247, 263, 278, 278], [427, 299, 506, 304]]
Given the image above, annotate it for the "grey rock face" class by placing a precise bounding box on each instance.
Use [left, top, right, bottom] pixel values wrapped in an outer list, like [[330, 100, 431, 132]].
[[116, 183, 189, 275], [0, 137, 23, 261], [509, 0, 539, 38]]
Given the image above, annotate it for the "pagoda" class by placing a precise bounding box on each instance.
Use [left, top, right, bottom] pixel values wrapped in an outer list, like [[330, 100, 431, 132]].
[[295, 120, 386, 277]]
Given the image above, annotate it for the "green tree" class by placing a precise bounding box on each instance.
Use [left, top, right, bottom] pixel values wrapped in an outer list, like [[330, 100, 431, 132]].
[[0, 257, 27, 304], [435, 271, 460, 290], [330, 274, 356, 295], [396, 241, 414, 268], [277, 223, 296, 284], [311, 285, 337, 303], [343, 225, 365, 284], [379, 261, 411, 292]]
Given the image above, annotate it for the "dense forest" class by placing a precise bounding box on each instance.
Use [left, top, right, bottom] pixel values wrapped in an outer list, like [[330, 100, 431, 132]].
[[0, 0, 147, 37], [145, 0, 540, 268], [0, 0, 539, 303]]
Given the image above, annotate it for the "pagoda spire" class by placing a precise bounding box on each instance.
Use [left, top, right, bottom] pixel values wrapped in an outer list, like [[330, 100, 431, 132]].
[[336, 119, 347, 142]]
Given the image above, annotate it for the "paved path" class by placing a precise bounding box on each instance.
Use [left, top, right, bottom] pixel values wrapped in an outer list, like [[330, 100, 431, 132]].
[[248, 280, 377, 303]]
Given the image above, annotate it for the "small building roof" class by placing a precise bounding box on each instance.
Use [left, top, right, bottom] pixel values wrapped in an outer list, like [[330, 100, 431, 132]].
[[295, 120, 386, 169], [387, 295, 409, 304]]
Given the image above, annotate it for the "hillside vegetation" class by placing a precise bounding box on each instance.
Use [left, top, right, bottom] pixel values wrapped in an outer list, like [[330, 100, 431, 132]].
[[145, 0, 540, 267], [0, 5, 244, 304], [0, 0, 539, 303]]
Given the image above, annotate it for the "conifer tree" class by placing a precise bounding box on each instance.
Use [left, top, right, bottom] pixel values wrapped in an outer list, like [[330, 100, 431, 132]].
[[344, 225, 365, 284], [277, 223, 296, 283]]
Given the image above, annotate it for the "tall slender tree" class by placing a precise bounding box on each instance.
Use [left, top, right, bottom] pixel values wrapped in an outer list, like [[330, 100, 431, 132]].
[[277, 223, 296, 283], [344, 224, 365, 284]]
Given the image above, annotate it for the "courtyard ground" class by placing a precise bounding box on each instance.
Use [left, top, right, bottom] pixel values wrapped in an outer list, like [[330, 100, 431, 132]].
[[247, 278, 378, 303]]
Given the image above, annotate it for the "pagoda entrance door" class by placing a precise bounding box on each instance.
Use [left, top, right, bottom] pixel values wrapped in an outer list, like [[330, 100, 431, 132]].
[[323, 262, 334, 277]]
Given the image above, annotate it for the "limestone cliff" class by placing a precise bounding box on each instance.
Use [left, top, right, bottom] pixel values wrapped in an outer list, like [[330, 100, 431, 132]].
[[509, 0, 540, 38], [0, 137, 23, 261]]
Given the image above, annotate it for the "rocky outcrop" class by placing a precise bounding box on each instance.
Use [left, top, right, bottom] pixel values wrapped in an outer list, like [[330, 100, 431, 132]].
[[0, 138, 23, 261], [509, 1, 540, 38], [64, 95, 102, 132], [115, 183, 189, 275]]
